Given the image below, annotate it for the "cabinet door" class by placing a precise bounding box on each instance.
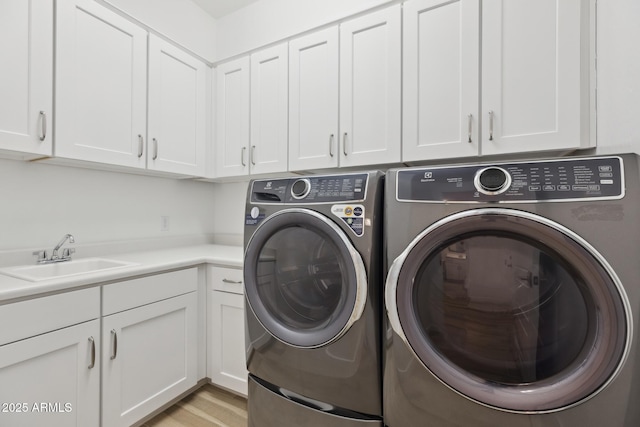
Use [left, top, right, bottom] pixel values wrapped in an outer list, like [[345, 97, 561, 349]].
[[0, 0, 53, 156], [250, 43, 289, 175], [340, 5, 401, 167], [289, 27, 339, 171], [102, 292, 198, 427], [215, 57, 251, 178], [209, 291, 248, 396], [0, 320, 100, 427], [481, 0, 592, 155], [56, 0, 147, 168], [403, 0, 479, 161], [148, 35, 207, 176]]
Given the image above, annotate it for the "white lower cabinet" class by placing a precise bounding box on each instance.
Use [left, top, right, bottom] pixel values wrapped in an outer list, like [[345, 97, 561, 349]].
[[101, 269, 199, 427], [0, 264, 245, 426], [208, 266, 248, 396], [0, 320, 100, 427], [0, 288, 100, 427]]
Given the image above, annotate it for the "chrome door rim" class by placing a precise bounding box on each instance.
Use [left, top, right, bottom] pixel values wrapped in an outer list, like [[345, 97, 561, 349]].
[[385, 207, 632, 413], [245, 208, 368, 349]]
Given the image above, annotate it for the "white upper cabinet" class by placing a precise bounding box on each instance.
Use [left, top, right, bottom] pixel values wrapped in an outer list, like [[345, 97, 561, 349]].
[[56, 0, 209, 176], [403, 0, 480, 161], [481, 0, 593, 155], [56, 0, 147, 168], [250, 43, 289, 175], [148, 35, 207, 176], [340, 5, 402, 167], [403, 0, 593, 161], [288, 27, 340, 171], [0, 0, 53, 157], [214, 57, 251, 178]]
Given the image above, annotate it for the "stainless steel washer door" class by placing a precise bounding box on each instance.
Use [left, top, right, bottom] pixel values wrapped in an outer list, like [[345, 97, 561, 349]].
[[386, 208, 631, 413], [245, 208, 368, 349]]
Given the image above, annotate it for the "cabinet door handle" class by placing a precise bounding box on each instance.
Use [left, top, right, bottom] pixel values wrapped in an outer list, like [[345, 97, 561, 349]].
[[137, 135, 144, 158], [329, 134, 335, 157], [241, 147, 247, 166], [88, 336, 96, 369], [467, 114, 473, 143], [251, 145, 256, 166], [488, 111, 494, 141], [152, 138, 158, 160], [110, 329, 118, 360], [38, 111, 47, 141], [343, 133, 348, 156], [222, 278, 243, 284]]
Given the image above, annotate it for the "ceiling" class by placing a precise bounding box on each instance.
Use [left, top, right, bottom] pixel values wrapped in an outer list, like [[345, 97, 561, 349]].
[[191, 0, 261, 19]]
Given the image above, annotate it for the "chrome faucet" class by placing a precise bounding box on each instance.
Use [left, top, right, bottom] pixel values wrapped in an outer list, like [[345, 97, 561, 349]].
[[33, 234, 76, 264], [52, 234, 75, 260]]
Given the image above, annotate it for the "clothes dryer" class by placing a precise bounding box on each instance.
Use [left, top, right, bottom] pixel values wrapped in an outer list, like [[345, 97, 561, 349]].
[[244, 172, 384, 426], [384, 154, 639, 426]]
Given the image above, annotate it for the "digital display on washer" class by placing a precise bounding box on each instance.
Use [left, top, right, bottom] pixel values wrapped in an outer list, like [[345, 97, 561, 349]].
[[284, 174, 368, 203], [396, 156, 624, 203]]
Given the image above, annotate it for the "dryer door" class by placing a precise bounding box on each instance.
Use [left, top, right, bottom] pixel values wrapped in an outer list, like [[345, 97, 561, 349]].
[[245, 208, 367, 349], [386, 208, 631, 413]]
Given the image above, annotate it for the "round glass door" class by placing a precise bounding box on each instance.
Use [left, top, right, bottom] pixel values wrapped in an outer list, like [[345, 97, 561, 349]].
[[386, 208, 630, 413], [244, 208, 367, 348]]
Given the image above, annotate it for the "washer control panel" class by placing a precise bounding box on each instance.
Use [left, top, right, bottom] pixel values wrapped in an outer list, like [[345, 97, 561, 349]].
[[397, 156, 624, 203], [251, 173, 369, 204]]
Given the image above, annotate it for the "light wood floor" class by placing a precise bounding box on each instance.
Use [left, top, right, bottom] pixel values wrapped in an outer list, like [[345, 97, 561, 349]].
[[141, 385, 248, 427]]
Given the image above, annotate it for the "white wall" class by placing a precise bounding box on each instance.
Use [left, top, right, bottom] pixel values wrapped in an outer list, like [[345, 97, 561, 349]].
[[0, 160, 217, 251], [101, 0, 217, 62], [214, 0, 392, 61], [210, 181, 249, 243], [596, 0, 640, 154]]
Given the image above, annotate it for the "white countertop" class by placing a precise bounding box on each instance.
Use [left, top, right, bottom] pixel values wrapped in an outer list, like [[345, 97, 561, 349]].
[[0, 244, 243, 303]]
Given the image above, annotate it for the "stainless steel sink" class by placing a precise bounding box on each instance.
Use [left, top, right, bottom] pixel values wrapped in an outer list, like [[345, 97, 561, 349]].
[[0, 258, 138, 282]]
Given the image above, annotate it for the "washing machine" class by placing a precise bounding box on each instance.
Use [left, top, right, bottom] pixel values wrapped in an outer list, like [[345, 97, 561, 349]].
[[244, 171, 384, 426], [383, 154, 640, 426]]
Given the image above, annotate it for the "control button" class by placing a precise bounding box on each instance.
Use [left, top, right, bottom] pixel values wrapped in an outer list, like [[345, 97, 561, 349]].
[[474, 167, 512, 195], [558, 185, 571, 191], [291, 178, 311, 199], [529, 185, 541, 192], [543, 185, 556, 191]]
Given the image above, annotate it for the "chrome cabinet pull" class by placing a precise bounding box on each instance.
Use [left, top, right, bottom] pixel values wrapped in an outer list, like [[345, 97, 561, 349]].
[[488, 111, 494, 141], [88, 336, 96, 369], [329, 134, 335, 157], [152, 138, 158, 160], [241, 147, 247, 166], [251, 145, 256, 166], [222, 278, 243, 284], [137, 135, 144, 158], [343, 133, 348, 156], [38, 111, 47, 141], [467, 114, 473, 143], [110, 329, 118, 360]]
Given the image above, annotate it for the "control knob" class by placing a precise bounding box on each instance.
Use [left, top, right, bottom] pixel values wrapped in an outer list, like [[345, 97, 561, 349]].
[[474, 167, 511, 195], [291, 178, 311, 199]]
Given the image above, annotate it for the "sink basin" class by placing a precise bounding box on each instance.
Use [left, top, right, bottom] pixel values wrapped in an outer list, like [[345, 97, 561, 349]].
[[0, 258, 138, 282]]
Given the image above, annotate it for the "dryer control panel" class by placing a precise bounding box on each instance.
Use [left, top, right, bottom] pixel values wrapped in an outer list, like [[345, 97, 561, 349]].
[[397, 156, 624, 203]]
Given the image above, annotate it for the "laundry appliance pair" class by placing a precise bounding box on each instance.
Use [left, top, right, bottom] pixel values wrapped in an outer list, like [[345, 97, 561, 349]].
[[243, 154, 640, 426]]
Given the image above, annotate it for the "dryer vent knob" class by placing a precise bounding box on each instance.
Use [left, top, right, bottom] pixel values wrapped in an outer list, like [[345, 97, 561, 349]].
[[291, 178, 311, 199], [474, 167, 511, 195]]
